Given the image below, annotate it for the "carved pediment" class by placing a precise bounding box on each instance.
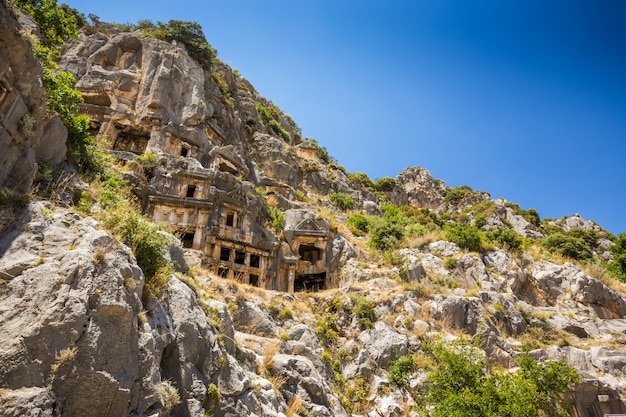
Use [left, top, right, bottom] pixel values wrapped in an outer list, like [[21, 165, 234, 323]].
[[295, 218, 320, 232]]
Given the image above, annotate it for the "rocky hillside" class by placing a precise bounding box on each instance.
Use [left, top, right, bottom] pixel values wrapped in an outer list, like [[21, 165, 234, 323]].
[[1, 2, 626, 417]]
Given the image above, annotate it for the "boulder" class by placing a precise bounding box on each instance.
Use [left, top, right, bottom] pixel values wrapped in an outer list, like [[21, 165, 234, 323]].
[[357, 322, 409, 368]]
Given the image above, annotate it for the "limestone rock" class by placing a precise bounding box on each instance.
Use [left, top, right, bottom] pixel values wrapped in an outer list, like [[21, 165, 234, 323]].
[[0, 2, 46, 193], [357, 321, 409, 368], [428, 240, 461, 257], [389, 166, 446, 212], [0, 387, 56, 417], [398, 248, 427, 281], [0, 203, 154, 415]]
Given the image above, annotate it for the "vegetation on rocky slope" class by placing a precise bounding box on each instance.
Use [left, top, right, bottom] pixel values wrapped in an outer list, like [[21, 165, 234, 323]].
[[4, 1, 626, 416]]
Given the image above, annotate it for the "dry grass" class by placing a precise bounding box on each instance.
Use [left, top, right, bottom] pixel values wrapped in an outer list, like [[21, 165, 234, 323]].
[[50, 346, 77, 374], [271, 373, 288, 394], [285, 394, 304, 417], [260, 341, 281, 376], [160, 379, 181, 413], [407, 230, 445, 249]]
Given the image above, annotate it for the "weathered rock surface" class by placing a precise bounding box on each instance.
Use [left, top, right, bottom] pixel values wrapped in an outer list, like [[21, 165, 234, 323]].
[[0, 3, 47, 193]]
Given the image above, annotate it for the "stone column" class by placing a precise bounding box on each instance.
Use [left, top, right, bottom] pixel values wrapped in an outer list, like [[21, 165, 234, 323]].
[[287, 267, 295, 294]]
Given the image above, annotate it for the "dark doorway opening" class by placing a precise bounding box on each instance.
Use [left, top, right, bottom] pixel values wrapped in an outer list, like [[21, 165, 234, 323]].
[[250, 254, 260, 268], [186, 185, 196, 198], [220, 247, 231, 262], [180, 147, 189, 157], [249, 274, 259, 287], [218, 267, 229, 278], [181, 232, 194, 248], [294, 272, 326, 292], [226, 213, 235, 227], [235, 250, 246, 265], [298, 244, 321, 262]]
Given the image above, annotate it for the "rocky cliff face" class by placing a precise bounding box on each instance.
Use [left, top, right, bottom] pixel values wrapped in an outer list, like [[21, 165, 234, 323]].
[[0, 1, 68, 194], [2, 5, 626, 417]]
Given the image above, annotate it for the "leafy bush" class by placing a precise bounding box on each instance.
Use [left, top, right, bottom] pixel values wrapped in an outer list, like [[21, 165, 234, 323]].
[[15, 0, 80, 46], [19, 0, 107, 178], [373, 177, 396, 192], [112, 211, 171, 281], [520, 207, 541, 227], [330, 193, 354, 211], [269, 119, 291, 143], [608, 233, 626, 282], [444, 256, 458, 270], [295, 189, 308, 202], [350, 294, 376, 329], [389, 354, 414, 387], [308, 138, 329, 163], [266, 206, 284, 232], [347, 214, 369, 236], [347, 172, 374, 190], [541, 232, 592, 260], [444, 185, 474, 205], [148, 20, 216, 70], [445, 223, 483, 252], [486, 228, 523, 251], [421, 340, 580, 417], [368, 216, 404, 251]]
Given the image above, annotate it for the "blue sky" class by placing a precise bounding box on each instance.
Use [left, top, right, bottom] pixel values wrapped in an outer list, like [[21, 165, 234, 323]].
[[62, 0, 626, 235]]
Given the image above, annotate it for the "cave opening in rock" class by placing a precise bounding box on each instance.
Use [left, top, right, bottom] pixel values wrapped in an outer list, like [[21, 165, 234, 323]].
[[294, 272, 326, 292], [181, 232, 194, 249]]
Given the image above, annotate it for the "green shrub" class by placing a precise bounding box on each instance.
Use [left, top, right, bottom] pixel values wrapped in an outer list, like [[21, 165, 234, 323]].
[[445, 223, 483, 252], [269, 119, 291, 143], [389, 354, 414, 387], [444, 185, 473, 205], [22, 1, 106, 178], [473, 213, 487, 229], [266, 206, 284, 232], [295, 189, 308, 202], [350, 295, 375, 329], [608, 233, 626, 282], [347, 214, 369, 236], [281, 306, 293, 320], [520, 208, 541, 227], [421, 340, 580, 417], [151, 20, 216, 70], [118, 213, 172, 281], [255, 102, 272, 122], [373, 177, 396, 192], [316, 316, 339, 343], [406, 223, 429, 238], [368, 216, 404, 251], [206, 382, 220, 402], [486, 228, 523, 251], [444, 256, 458, 270], [541, 232, 592, 260], [330, 192, 354, 211], [347, 172, 374, 190], [15, 0, 79, 46], [307, 138, 329, 163], [382, 250, 404, 267]]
